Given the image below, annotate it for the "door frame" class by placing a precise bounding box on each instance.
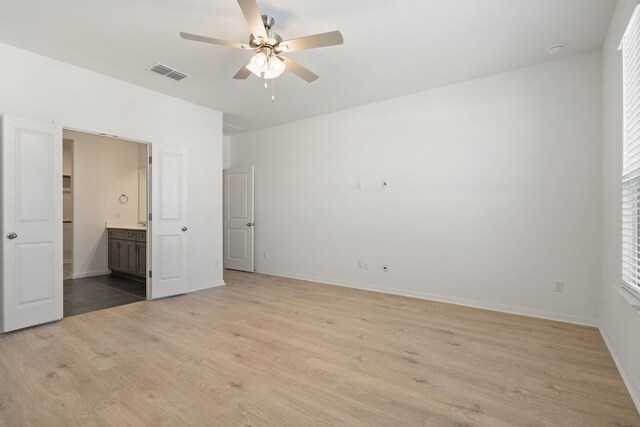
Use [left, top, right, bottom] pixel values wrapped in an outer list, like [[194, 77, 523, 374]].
[[61, 124, 153, 300], [63, 138, 74, 280]]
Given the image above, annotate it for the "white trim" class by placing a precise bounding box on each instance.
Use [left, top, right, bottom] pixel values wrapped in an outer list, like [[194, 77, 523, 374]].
[[599, 323, 640, 413], [617, 283, 640, 309], [71, 269, 112, 279], [61, 124, 155, 146], [618, 4, 640, 50], [256, 270, 598, 327]]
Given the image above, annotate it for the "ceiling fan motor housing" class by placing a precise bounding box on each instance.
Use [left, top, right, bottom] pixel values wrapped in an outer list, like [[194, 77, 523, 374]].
[[261, 15, 275, 30], [249, 15, 282, 50]]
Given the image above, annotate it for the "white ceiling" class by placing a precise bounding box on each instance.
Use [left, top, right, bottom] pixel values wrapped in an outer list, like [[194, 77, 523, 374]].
[[0, 0, 616, 132]]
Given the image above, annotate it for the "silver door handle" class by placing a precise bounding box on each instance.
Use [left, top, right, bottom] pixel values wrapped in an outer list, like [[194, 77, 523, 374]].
[[6, 232, 17, 240], [246, 222, 254, 227], [181, 226, 188, 232]]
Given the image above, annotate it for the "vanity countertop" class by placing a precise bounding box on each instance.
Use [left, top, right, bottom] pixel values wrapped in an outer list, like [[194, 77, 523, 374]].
[[105, 222, 146, 231]]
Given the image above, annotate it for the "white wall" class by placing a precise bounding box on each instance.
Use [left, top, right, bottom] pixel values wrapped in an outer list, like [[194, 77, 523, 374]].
[[65, 130, 140, 277], [0, 41, 224, 291], [138, 143, 148, 168], [600, 0, 640, 411], [62, 140, 73, 175], [231, 51, 602, 325]]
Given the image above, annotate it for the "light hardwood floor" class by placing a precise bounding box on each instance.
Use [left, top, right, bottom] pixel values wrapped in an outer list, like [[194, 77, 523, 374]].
[[0, 270, 638, 426]]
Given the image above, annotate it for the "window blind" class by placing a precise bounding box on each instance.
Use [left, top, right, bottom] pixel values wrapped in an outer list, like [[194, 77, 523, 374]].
[[622, 5, 640, 297]]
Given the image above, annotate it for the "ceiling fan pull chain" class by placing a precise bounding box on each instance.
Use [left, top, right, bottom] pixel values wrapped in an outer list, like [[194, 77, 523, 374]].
[[272, 78, 276, 102], [264, 79, 268, 89]]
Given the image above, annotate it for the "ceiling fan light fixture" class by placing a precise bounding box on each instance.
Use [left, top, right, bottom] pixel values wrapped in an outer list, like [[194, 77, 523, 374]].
[[263, 55, 286, 79], [246, 51, 286, 79], [246, 51, 269, 76]]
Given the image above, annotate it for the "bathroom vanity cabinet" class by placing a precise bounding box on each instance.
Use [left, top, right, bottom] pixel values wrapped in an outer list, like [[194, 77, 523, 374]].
[[108, 228, 146, 281]]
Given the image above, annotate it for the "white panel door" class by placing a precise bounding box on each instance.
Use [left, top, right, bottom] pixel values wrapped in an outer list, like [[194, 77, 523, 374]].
[[224, 166, 254, 272], [1, 115, 62, 332], [150, 144, 188, 299]]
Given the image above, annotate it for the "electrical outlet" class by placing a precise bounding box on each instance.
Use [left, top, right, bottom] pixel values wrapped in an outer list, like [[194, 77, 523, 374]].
[[263, 251, 268, 258], [554, 281, 564, 293], [358, 261, 368, 270], [357, 180, 364, 190], [382, 264, 389, 272], [215, 259, 220, 267]]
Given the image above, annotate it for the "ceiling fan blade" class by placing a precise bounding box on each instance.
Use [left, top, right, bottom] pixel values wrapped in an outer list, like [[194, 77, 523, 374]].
[[237, 0, 268, 40], [233, 59, 252, 80], [280, 56, 319, 82], [180, 32, 249, 49], [279, 31, 344, 53]]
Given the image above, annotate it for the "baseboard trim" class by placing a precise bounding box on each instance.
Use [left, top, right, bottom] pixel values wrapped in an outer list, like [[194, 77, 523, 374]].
[[71, 270, 111, 279], [189, 281, 226, 293], [599, 324, 640, 413], [257, 270, 598, 327]]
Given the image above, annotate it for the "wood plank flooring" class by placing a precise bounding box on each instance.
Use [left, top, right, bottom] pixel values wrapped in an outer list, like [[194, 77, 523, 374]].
[[0, 270, 638, 426]]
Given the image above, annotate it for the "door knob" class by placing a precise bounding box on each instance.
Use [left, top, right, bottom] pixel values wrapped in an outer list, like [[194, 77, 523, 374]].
[[6, 232, 17, 240], [246, 222, 254, 227], [181, 226, 188, 232]]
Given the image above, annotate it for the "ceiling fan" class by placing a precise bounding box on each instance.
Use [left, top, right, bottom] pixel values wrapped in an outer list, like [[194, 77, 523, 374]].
[[179, 0, 343, 83]]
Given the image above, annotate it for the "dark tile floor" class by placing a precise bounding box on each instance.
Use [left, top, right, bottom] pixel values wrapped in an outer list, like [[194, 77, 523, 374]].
[[64, 274, 146, 317]]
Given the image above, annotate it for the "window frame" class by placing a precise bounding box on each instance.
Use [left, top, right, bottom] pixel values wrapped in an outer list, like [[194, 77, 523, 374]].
[[621, 4, 640, 300]]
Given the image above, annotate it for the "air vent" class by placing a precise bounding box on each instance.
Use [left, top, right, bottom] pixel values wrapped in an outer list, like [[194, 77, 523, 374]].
[[150, 64, 172, 75], [166, 71, 188, 81], [223, 123, 246, 134], [149, 63, 190, 82]]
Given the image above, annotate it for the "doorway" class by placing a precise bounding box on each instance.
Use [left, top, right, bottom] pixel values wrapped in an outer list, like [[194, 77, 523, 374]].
[[1, 114, 190, 333], [62, 130, 149, 317]]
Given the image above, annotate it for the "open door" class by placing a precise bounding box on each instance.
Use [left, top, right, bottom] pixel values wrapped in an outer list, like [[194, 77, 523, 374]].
[[223, 166, 254, 272], [149, 144, 188, 299], [1, 115, 63, 332]]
